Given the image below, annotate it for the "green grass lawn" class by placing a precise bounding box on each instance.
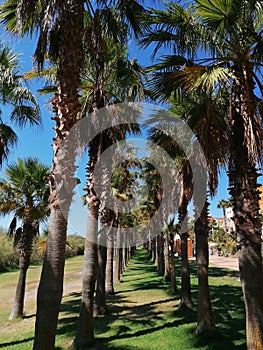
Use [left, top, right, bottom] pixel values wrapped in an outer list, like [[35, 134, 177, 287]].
[[0, 248, 246, 349]]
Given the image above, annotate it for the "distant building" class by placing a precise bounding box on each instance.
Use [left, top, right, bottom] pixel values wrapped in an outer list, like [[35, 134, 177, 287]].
[[209, 212, 235, 232]]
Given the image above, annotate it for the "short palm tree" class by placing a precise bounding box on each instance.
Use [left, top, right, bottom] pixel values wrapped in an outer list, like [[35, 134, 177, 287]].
[[0, 157, 50, 320], [0, 43, 40, 166]]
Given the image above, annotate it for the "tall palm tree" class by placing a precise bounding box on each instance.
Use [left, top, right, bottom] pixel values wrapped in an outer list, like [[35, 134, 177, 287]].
[[73, 4, 146, 347], [148, 124, 194, 307], [141, 1, 263, 346], [0, 158, 50, 320], [0, 43, 40, 166], [1, 1, 85, 348], [1, 1, 148, 349]]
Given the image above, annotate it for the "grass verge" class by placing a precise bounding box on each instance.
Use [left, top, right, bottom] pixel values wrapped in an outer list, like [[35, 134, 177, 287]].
[[0, 248, 246, 349]]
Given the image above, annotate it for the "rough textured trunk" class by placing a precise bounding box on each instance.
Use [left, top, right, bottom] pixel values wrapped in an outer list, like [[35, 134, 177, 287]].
[[195, 200, 216, 336], [114, 248, 122, 283], [9, 252, 30, 319], [180, 231, 192, 309], [164, 231, 170, 280], [105, 244, 115, 295], [151, 236, 156, 262], [94, 228, 108, 315], [170, 232, 176, 294], [178, 163, 193, 308], [9, 222, 34, 320], [179, 209, 192, 309], [33, 2, 83, 349], [114, 226, 122, 283], [122, 234, 126, 272], [229, 64, 263, 349], [73, 121, 101, 347], [34, 208, 68, 350], [73, 205, 98, 348], [158, 233, 164, 276]]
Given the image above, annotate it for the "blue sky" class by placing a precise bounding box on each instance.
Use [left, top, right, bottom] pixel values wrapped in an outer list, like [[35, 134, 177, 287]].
[[0, 2, 251, 232]]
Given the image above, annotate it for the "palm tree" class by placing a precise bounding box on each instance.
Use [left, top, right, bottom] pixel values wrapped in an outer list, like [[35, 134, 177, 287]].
[[217, 198, 232, 232], [0, 1, 148, 348], [73, 4, 146, 347], [1, 1, 85, 348], [0, 43, 40, 166], [0, 158, 50, 320], [148, 123, 193, 306], [141, 1, 263, 346]]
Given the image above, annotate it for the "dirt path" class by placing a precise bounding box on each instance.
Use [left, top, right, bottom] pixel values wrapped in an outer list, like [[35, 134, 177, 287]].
[[209, 254, 239, 271]]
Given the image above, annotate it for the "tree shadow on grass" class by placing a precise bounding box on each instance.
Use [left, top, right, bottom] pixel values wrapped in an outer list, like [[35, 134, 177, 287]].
[[209, 266, 240, 279], [56, 250, 246, 350], [185, 263, 245, 350], [56, 291, 130, 339], [0, 337, 34, 349]]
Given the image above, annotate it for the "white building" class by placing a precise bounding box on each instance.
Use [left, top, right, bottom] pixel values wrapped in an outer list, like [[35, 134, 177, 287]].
[[225, 207, 235, 232]]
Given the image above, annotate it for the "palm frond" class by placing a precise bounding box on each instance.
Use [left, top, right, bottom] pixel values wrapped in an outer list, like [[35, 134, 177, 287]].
[[7, 216, 16, 238], [195, 0, 240, 33], [13, 227, 22, 247], [10, 105, 41, 127], [0, 123, 18, 166]]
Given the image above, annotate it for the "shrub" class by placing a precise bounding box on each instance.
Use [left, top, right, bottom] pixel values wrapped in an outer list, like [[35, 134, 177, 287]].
[[0, 233, 20, 271], [0, 232, 85, 271], [66, 234, 85, 257]]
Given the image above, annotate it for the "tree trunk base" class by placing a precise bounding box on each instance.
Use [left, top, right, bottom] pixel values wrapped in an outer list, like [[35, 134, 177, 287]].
[[9, 309, 23, 320], [70, 339, 96, 350], [105, 289, 115, 295], [196, 323, 216, 337], [93, 305, 108, 317], [179, 299, 192, 310]]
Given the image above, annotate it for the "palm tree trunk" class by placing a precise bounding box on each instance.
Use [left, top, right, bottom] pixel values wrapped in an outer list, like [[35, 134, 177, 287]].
[[180, 231, 192, 309], [164, 231, 170, 280], [158, 233, 164, 276], [9, 252, 30, 319], [114, 224, 122, 283], [228, 63, 263, 349], [33, 2, 83, 349], [195, 199, 216, 336], [94, 227, 108, 315], [151, 236, 156, 262], [73, 205, 98, 348], [105, 244, 115, 295], [178, 196, 192, 309], [170, 232, 176, 294], [10, 222, 34, 320], [34, 207, 68, 350], [229, 111, 263, 349], [122, 234, 126, 273], [73, 130, 101, 346]]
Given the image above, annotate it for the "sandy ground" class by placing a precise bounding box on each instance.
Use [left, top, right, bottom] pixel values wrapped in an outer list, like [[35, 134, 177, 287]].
[[209, 254, 239, 271]]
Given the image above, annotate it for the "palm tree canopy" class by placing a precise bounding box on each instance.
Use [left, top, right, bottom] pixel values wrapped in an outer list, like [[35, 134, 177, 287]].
[[141, 0, 263, 195], [0, 157, 50, 235], [0, 0, 150, 68], [217, 198, 233, 209], [0, 43, 41, 166]]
